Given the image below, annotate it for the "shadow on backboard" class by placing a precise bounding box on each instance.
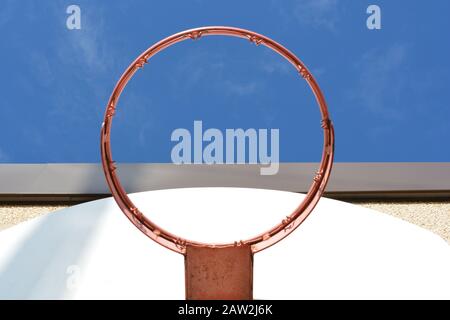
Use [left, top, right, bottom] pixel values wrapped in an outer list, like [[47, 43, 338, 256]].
[[0, 200, 108, 299]]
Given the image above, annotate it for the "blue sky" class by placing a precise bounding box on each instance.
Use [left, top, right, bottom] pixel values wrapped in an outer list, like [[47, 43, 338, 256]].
[[0, 0, 449, 163]]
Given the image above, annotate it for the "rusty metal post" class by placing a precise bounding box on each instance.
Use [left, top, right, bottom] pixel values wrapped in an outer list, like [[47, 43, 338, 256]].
[[185, 245, 253, 300]]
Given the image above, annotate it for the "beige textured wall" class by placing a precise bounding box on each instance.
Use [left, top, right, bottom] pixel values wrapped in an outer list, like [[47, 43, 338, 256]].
[[0, 201, 449, 244], [0, 204, 67, 231], [356, 201, 450, 245]]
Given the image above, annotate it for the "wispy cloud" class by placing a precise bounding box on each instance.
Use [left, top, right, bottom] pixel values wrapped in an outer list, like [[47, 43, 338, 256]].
[[0, 148, 10, 162], [171, 49, 225, 90], [223, 80, 259, 96], [349, 43, 408, 119], [0, 0, 14, 27], [260, 54, 291, 75], [274, 0, 340, 30], [172, 49, 262, 96], [28, 52, 55, 87], [311, 67, 326, 77], [56, 5, 113, 74], [43, 3, 117, 124]]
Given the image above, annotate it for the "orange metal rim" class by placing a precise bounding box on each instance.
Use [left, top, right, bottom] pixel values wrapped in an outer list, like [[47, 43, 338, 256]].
[[100, 26, 335, 255]]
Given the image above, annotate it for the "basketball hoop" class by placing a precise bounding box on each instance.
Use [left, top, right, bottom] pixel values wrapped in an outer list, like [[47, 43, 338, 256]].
[[100, 26, 334, 299]]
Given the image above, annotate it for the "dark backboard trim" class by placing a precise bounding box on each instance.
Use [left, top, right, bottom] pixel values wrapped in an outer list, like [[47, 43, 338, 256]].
[[0, 163, 449, 202]]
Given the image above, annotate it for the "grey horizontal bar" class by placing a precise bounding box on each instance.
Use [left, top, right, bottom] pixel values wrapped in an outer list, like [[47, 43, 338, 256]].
[[0, 163, 449, 199]]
